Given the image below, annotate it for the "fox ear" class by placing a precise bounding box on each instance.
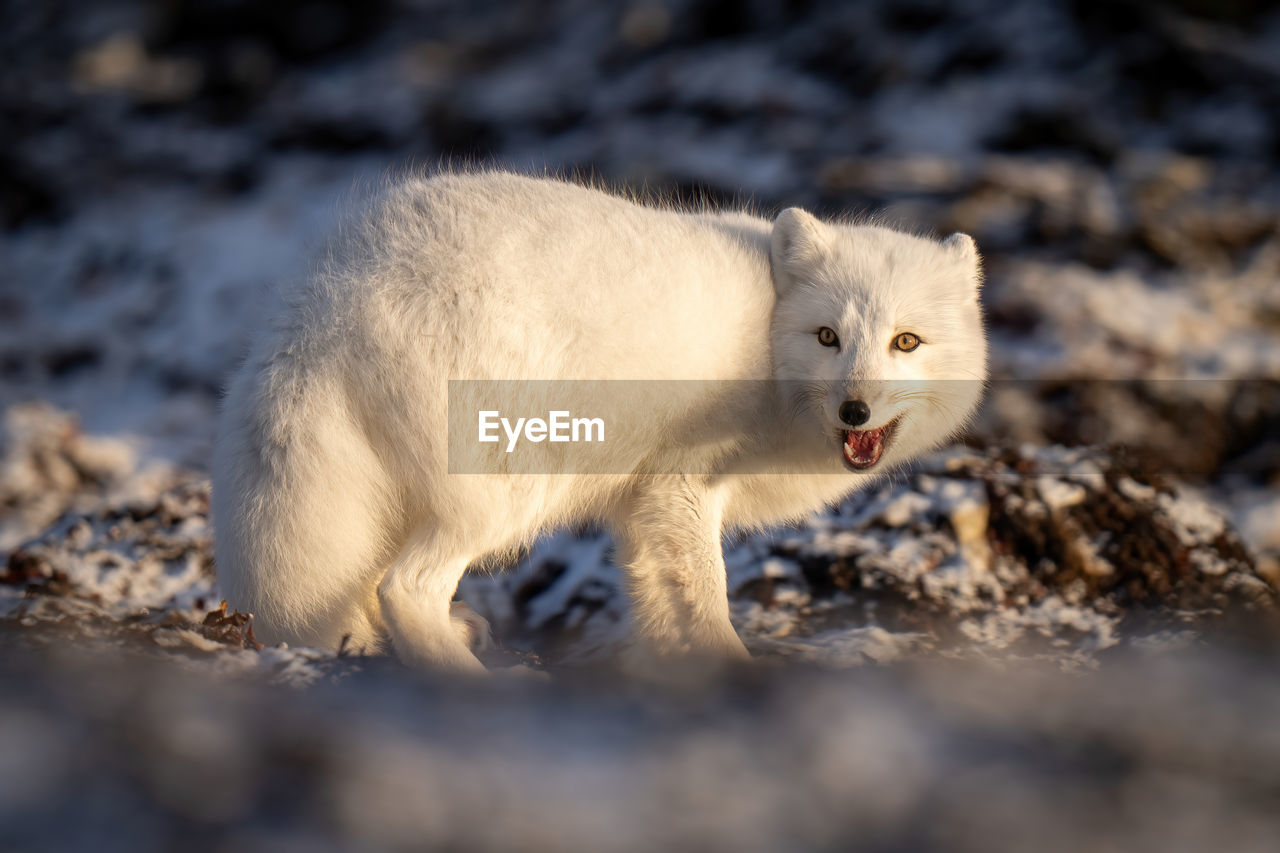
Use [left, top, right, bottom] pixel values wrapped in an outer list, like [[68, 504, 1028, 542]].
[[942, 232, 977, 259], [771, 207, 827, 296], [943, 232, 983, 297]]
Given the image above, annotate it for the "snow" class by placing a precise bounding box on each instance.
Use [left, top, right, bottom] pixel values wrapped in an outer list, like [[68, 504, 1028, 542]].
[[1159, 491, 1229, 548]]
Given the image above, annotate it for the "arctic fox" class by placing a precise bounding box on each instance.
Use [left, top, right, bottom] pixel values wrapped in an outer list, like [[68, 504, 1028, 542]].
[[212, 171, 987, 671]]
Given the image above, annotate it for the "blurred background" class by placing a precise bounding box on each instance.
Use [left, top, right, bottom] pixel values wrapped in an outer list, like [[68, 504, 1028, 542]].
[[3, 1, 1280, 851], [4, 0, 1280, 460]]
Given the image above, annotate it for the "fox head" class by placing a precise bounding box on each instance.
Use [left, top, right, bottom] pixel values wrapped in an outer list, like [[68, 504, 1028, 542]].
[[768, 208, 988, 473]]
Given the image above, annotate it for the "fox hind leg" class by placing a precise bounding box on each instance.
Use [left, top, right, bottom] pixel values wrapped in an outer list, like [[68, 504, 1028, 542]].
[[377, 536, 486, 672]]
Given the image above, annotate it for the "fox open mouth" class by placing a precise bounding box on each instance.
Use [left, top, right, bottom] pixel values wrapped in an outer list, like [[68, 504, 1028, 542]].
[[841, 418, 899, 471]]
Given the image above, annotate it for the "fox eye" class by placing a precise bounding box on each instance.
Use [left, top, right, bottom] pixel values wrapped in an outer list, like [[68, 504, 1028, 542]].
[[816, 327, 840, 349], [894, 332, 921, 352]]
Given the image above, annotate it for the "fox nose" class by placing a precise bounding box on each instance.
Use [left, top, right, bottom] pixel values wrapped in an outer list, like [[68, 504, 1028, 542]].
[[839, 400, 871, 427]]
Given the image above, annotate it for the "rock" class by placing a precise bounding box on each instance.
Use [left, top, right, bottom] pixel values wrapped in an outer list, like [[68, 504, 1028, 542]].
[[767, 445, 1273, 660], [0, 404, 161, 552]]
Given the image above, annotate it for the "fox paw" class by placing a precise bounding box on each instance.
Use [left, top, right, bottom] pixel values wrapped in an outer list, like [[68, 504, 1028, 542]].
[[450, 600, 492, 654]]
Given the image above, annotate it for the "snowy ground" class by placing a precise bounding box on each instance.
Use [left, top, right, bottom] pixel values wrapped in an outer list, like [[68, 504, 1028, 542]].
[[3, 0, 1280, 849]]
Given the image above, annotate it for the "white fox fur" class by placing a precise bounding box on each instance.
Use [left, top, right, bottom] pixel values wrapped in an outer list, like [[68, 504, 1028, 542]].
[[212, 171, 987, 671]]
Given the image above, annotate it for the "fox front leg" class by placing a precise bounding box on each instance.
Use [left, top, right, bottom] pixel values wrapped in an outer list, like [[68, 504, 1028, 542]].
[[611, 476, 750, 666]]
